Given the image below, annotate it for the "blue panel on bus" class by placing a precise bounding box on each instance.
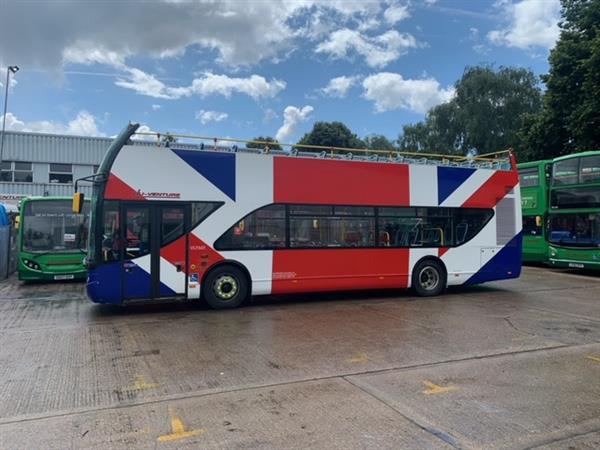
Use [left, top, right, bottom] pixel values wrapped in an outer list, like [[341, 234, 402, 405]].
[[123, 263, 153, 299], [87, 262, 122, 304], [172, 149, 236, 201], [464, 232, 523, 285], [437, 167, 476, 204]]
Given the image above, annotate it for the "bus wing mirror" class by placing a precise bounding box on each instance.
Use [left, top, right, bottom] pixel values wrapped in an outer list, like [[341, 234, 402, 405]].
[[73, 192, 85, 214], [14, 215, 20, 230]]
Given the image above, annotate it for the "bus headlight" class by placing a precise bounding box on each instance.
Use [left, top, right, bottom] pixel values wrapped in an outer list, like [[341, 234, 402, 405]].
[[22, 259, 42, 271]]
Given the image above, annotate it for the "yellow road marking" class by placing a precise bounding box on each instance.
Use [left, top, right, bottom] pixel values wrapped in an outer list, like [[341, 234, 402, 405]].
[[157, 407, 205, 443], [422, 380, 458, 395], [131, 375, 158, 391], [586, 356, 600, 364], [347, 352, 369, 363]]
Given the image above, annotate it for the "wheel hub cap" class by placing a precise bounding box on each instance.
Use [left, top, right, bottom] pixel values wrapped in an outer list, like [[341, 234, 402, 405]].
[[419, 266, 439, 291], [213, 275, 238, 300]]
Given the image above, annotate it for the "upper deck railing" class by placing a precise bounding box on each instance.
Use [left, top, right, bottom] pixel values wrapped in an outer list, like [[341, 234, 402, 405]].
[[134, 131, 514, 171]]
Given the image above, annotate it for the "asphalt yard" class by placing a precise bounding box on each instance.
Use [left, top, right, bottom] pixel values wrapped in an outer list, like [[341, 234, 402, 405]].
[[0, 266, 599, 449]]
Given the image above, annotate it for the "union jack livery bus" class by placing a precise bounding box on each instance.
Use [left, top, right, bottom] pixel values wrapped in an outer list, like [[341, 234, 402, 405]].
[[81, 123, 522, 308]]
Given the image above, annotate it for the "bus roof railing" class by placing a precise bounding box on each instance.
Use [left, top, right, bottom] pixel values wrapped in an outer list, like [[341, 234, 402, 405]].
[[133, 131, 514, 170]]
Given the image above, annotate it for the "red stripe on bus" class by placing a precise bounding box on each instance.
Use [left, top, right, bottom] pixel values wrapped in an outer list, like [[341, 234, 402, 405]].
[[274, 157, 410, 206], [271, 249, 409, 294], [461, 171, 518, 208], [438, 247, 449, 257], [105, 173, 145, 200]]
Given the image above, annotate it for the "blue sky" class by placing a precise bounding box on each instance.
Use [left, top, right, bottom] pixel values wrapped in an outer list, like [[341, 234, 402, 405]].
[[0, 0, 561, 145]]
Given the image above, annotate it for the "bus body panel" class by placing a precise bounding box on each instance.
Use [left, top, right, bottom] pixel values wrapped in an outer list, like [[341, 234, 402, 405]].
[[517, 160, 550, 264], [87, 142, 522, 304]]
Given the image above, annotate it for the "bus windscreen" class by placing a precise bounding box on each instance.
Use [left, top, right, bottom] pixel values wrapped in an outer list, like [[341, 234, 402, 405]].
[[22, 200, 90, 253]]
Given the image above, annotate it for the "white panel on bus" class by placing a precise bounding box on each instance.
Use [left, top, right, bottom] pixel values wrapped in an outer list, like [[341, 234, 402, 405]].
[[409, 165, 438, 206], [113, 146, 230, 202]]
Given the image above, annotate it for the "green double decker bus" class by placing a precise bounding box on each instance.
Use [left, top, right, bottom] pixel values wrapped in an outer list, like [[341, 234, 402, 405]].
[[547, 152, 600, 269], [18, 196, 90, 281], [519, 160, 551, 263]]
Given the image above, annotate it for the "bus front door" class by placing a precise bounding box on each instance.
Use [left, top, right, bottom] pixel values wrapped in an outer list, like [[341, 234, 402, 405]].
[[122, 203, 189, 300]]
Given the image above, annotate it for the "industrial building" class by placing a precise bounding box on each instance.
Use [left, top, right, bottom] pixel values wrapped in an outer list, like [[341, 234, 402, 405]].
[[0, 130, 202, 204]]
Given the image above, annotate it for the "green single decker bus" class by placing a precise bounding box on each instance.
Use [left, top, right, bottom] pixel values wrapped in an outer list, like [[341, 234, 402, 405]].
[[18, 196, 90, 281], [547, 152, 600, 269], [519, 160, 551, 263]]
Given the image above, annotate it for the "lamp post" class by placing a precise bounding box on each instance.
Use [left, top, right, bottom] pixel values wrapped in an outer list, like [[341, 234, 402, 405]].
[[0, 65, 19, 165]]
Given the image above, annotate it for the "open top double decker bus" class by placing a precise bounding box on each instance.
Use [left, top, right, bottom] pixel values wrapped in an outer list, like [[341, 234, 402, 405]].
[[81, 123, 522, 308], [518, 160, 551, 263], [18, 196, 90, 281], [548, 151, 600, 269]]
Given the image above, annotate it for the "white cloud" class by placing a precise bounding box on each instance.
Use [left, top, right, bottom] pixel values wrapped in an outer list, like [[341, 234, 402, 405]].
[[275, 105, 314, 142], [488, 0, 561, 50], [321, 75, 360, 98], [383, 3, 410, 25], [362, 72, 455, 113], [316, 29, 419, 68], [115, 68, 286, 100], [196, 110, 228, 125], [151, 104, 161, 111], [0, 111, 105, 136], [0, 1, 393, 71]]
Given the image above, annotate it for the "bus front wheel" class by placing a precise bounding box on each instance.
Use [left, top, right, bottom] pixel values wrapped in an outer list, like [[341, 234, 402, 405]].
[[412, 258, 446, 297], [202, 265, 249, 309]]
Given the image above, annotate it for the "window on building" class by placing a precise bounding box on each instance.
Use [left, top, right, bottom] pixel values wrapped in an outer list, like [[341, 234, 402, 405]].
[[0, 161, 33, 183], [215, 204, 286, 250], [49, 163, 73, 184]]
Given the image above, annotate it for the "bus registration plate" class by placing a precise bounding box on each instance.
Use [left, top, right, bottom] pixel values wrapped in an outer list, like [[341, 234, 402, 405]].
[[54, 274, 75, 280], [568, 263, 584, 268]]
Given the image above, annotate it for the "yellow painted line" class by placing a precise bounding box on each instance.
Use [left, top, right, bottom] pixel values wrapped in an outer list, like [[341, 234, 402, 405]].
[[157, 407, 205, 443], [586, 356, 600, 364], [422, 380, 458, 395], [131, 375, 158, 391], [347, 352, 369, 364]]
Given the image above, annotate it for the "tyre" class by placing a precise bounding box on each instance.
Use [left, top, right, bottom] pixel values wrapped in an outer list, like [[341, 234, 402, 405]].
[[412, 258, 446, 297], [202, 265, 249, 309]]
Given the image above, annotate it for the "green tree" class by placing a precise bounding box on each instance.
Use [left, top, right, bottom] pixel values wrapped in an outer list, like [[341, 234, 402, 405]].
[[398, 66, 543, 156], [364, 134, 396, 151], [520, 0, 600, 160], [296, 121, 366, 150], [246, 136, 282, 150]]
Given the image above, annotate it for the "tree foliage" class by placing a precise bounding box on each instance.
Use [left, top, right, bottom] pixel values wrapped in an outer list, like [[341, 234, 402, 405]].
[[247, 136, 282, 150], [364, 134, 396, 151], [398, 66, 543, 156], [297, 121, 366, 150], [520, 0, 600, 161]]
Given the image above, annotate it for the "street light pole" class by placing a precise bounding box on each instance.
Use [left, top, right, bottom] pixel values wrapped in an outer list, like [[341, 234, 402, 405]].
[[0, 65, 19, 166]]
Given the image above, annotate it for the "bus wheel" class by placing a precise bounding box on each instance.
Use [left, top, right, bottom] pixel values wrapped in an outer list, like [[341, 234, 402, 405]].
[[203, 265, 248, 309], [412, 258, 446, 297]]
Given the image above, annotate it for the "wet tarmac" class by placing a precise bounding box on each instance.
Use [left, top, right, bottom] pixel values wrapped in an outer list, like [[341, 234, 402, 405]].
[[0, 266, 599, 449]]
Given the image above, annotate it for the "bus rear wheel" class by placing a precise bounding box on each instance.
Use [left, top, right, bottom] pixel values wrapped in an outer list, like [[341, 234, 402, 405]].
[[202, 265, 249, 309], [412, 258, 446, 297]]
